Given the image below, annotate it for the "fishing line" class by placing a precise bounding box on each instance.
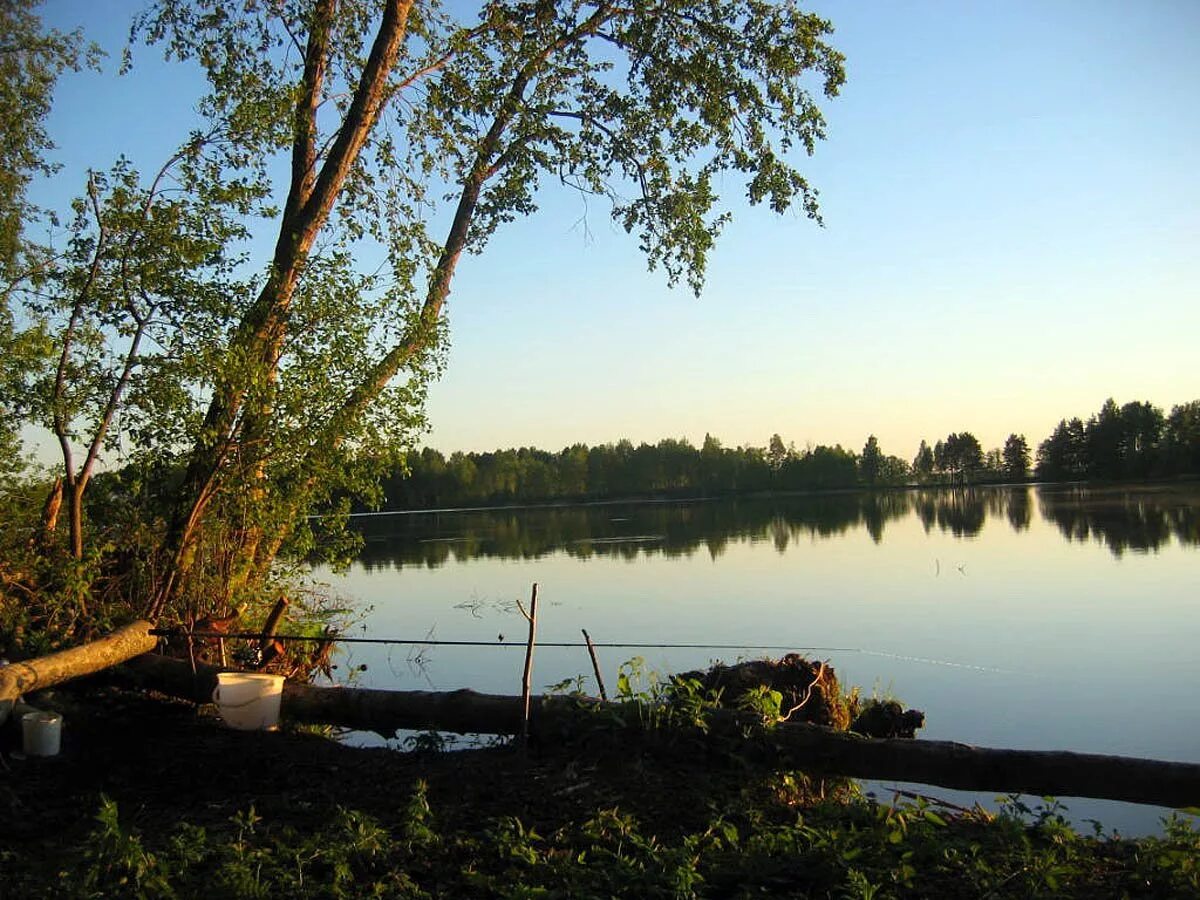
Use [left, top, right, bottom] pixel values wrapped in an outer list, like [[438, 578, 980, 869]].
[[855, 649, 1017, 675], [150, 629, 1015, 672], [151, 629, 854, 652]]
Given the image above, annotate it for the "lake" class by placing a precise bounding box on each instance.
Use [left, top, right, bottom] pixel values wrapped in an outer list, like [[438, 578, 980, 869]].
[[317, 483, 1200, 835]]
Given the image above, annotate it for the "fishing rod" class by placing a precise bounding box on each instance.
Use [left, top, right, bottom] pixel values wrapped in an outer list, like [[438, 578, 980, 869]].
[[150, 629, 1016, 673], [149, 628, 855, 653]]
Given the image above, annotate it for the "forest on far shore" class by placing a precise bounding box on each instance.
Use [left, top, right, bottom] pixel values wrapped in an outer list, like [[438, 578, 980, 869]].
[[382, 397, 1200, 510]]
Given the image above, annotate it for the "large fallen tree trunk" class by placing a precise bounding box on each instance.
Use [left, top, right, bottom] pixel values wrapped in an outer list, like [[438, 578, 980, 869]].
[[120, 653, 1200, 809], [743, 724, 1200, 810], [122, 652, 529, 734], [0, 620, 157, 725]]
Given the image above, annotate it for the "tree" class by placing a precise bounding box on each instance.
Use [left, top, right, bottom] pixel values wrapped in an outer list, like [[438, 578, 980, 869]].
[[6, 1, 846, 619], [877, 454, 910, 485], [766, 433, 790, 473], [0, 1, 100, 269], [959, 433, 984, 477], [1163, 400, 1200, 475], [791, 443, 857, 489], [1033, 397, 1198, 483], [557, 444, 589, 498], [1, 1, 100, 477], [1002, 433, 1030, 481], [657, 437, 697, 491], [936, 432, 983, 484], [699, 432, 726, 494], [12, 159, 248, 559], [1079, 398, 1163, 479], [148, 0, 845, 616], [1065, 417, 1088, 477], [448, 451, 480, 501], [1037, 417, 1086, 481], [1084, 398, 1124, 479], [912, 440, 934, 482], [859, 435, 881, 486], [1037, 420, 1075, 482], [1116, 400, 1164, 479]]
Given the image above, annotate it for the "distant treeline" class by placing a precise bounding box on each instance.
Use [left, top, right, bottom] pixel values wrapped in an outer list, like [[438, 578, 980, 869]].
[[380, 398, 1200, 510], [1035, 398, 1199, 481]]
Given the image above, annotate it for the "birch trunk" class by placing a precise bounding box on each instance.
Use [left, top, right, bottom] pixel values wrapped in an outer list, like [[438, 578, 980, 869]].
[[0, 621, 157, 724]]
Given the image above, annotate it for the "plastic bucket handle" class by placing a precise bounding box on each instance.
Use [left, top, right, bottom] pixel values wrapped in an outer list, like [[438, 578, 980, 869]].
[[212, 686, 263, 709]]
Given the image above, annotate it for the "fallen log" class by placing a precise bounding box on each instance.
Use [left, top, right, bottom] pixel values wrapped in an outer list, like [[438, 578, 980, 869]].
[[122, 652, 528, 734], [120, 653, 1200, 809], [0, 620, 157, 725], [741, 723, 1200, 811]]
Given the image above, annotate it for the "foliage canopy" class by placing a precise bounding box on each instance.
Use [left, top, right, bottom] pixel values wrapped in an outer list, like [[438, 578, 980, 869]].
[[3, 0, 847, 626]]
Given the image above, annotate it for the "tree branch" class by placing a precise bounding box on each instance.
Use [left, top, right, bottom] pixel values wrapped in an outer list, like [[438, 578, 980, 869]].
[[298, 4, 628, 462], [294, 0, 415, 249], [283, 0, 335, 224], [78, 306, 153, 492], [51, 174, 108, 485], [547, 108, 650, 198], [393, 23, 489, 94]]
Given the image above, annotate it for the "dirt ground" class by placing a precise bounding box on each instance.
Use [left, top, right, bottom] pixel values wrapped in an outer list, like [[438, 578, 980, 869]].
[[7, 682, 1196, 899]]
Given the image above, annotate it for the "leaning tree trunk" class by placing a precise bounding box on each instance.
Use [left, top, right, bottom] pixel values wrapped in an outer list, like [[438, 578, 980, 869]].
[[149, 0, 416, 621]]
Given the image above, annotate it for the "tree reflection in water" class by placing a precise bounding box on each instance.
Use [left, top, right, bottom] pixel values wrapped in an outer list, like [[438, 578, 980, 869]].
[[1037, 484, 1200, 556], [351, 485, 1200, 571]]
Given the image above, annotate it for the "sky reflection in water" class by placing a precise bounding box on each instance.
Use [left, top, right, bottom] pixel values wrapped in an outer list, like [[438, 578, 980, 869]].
[[319, 485, 1200, 835]]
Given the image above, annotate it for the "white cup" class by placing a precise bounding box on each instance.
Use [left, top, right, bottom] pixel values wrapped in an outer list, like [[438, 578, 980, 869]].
[[22, 711, 63, 757]]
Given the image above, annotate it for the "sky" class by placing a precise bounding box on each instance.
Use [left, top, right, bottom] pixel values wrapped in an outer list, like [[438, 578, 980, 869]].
[[33, 0, 1200, 463]]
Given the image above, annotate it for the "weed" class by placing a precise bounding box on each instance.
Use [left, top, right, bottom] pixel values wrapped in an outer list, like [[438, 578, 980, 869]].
[[403, 729, 448, 755], [78, 795, 175, 898], [33, 789, 1200, 899]]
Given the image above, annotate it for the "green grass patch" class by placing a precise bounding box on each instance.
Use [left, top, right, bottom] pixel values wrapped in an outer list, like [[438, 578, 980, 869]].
[[6, 782, 1199, 899]]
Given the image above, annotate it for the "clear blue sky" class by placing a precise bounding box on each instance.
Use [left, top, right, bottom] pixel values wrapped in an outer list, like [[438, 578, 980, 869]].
[[35, 1, 1200, 462]]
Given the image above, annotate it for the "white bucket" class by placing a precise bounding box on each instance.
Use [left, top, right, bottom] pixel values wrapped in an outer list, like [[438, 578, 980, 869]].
[[212, 672, 284, 730], [22, 711, 62, 757]]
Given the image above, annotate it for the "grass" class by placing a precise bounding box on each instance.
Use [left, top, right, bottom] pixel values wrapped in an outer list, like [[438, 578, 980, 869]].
[[7, 780, 1200, 899], [3, 667, 1197, 898]]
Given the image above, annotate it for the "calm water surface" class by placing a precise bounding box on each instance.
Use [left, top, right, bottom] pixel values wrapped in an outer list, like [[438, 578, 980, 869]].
[[318, 484, 1200, 835]]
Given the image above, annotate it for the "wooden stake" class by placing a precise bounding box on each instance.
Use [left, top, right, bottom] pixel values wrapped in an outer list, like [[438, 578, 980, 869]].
[[256, 596, 291, 668], [582, 628, 608, 701], [33, 477, 63, 547], [518, 583, 538, 746], [258, 596, 290, 651]]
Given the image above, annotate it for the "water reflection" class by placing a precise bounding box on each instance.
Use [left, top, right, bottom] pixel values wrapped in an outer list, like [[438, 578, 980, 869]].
[[352, 485, 1200, 570], [912, 490, 987, 538], [1038, 484, 1200, 556]]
